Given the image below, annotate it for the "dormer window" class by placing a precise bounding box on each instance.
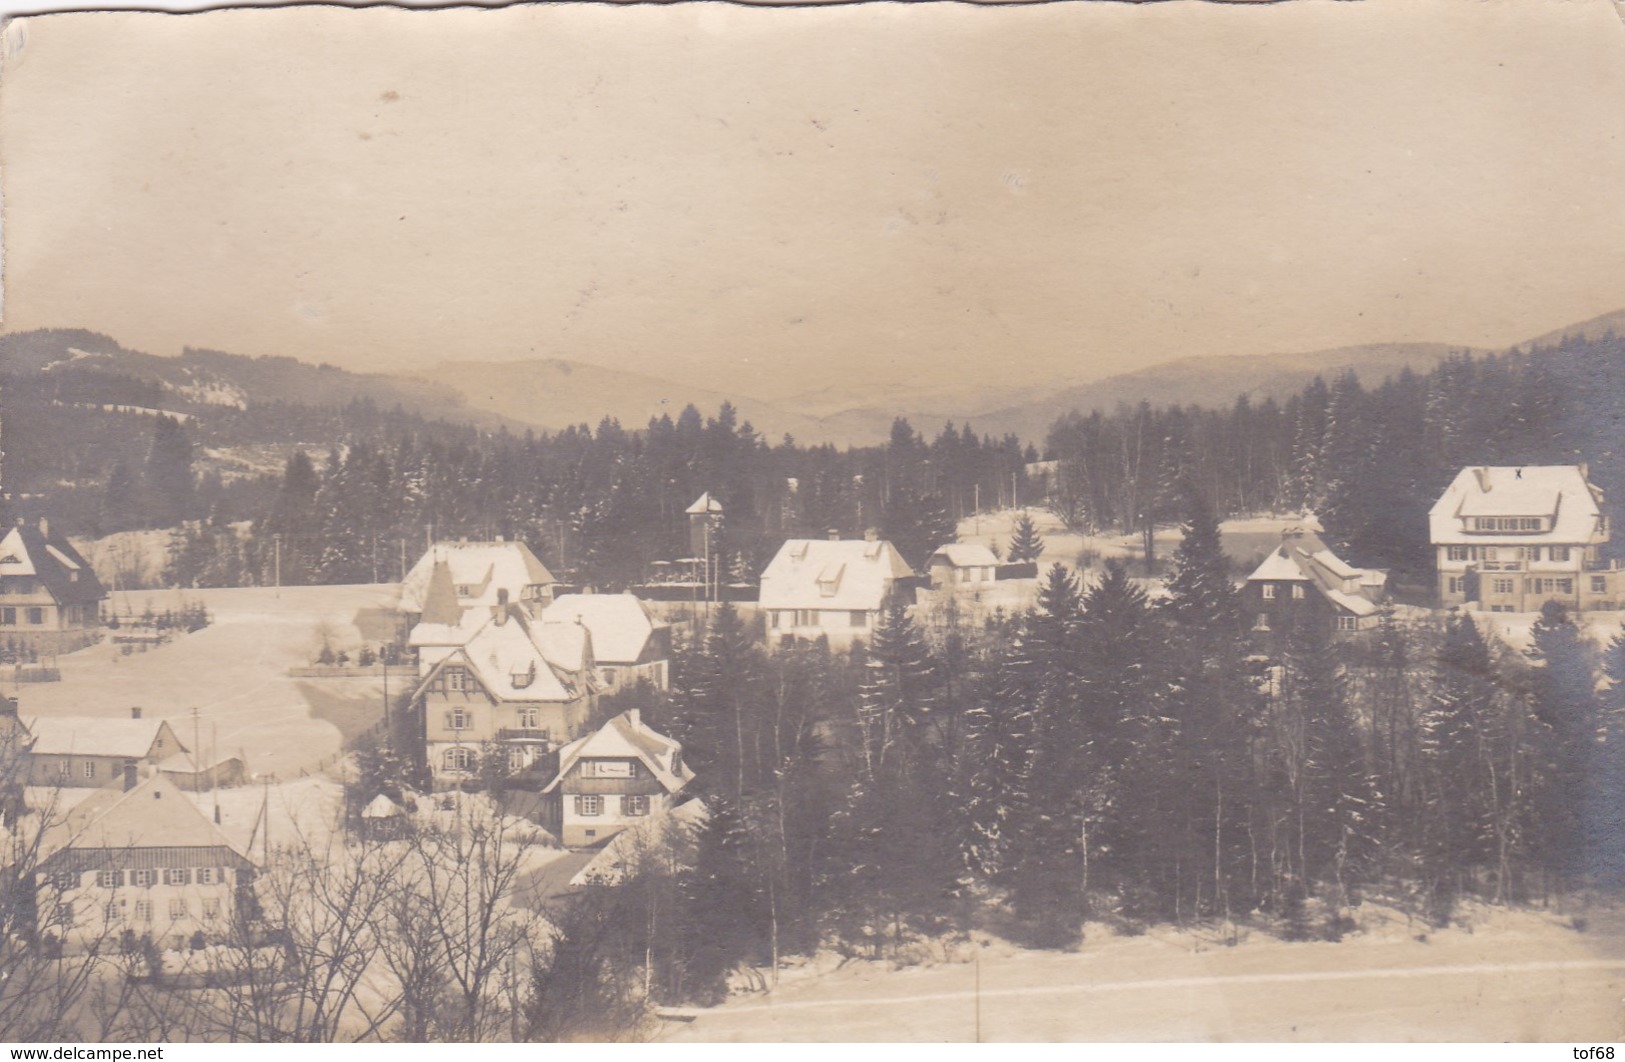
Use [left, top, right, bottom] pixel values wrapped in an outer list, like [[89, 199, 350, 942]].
[[817, 562, 845, 597], [455, 585, 472, 597], [511, 661, 536, 690]]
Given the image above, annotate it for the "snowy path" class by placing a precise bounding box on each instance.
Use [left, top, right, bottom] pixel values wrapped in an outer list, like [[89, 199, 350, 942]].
[[669, 928, 1625, 1041]]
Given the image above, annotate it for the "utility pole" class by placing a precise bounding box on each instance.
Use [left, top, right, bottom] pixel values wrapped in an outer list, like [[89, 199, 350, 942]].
[[399, 538, 406, 581], [273, 534, 282, 598]]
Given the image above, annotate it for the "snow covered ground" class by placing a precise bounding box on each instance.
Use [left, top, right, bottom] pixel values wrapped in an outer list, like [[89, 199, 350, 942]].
[[15, 583, 401, 781], [667, 903, 1625, 1042]]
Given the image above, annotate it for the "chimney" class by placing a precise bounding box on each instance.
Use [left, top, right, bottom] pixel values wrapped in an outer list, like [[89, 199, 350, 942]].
[[827, 528, 841, 541], [1473, 467, 1492, 492], [130, 706, 142, 720], [627, 708, 641, 731], [492, 605, 508, 627], [0, 695, 14, 718], [497, 588, 509, 607], [123, 763, 137, 791], [1580, 461, 1590, 482], [864, 528, 879, 543]]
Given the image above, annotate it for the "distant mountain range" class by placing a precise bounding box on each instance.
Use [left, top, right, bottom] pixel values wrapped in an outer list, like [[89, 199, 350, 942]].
[[5, 310, 1622, 448]]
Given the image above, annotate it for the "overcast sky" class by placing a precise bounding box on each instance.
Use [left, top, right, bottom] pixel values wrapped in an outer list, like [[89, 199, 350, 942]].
[[3, 0, 1624, 400]]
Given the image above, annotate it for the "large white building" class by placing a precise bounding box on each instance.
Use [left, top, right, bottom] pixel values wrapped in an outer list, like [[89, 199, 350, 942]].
[[1429, 465, 1621, 612], [758, 532, 914, 650], [540, 593, 672, 691], [398, 538, 557, 625]]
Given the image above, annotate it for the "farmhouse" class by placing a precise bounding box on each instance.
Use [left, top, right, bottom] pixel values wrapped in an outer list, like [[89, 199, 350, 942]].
[[33, 772, 255, 951], [1429, 465, 1621, 612], [412, 598, 596, 783], [541, 593, 672, 691], [398, 538, 557, 626], [0, 517, 106, 656], [540, 709, 693, 847], [25, 712, 185, 788], [1244, 530, 1388, 638], [926, 543, 1001, 589], [759, 532, 915, 650]]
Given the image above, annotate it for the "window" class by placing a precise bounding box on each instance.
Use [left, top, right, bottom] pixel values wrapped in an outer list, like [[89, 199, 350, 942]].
[[446, 669, 472, 693], [768, 610, 781, 629], [624, 795, 650, 817], [1593, 576, 1608, 594], [794, 610, 818, 627], [50, 871, 79, 891], [850, 610, 869, 628], [1254, 613, 1271, 632], [132, 869, 156, 889], [1492, 578, 1515, 595], [202, 898, 221, 920], [133, 900, 152, 922], [1261, 584, 1276, 600], [575, 795, 603, 817], [0, 607, 13, 625], [1447, 546, 1468, 562], [53, 901, 74, 927], [196, 868, 219, 885], [444, 747, 474, 772], [163, 868, 189, 886], [1291, 585, 1305, 600], [104, 901, 123, 923], [1558, 578, 1574, 596], [96, 870, 122, 889], [26, 608, 43, 625], [1551, 546, 1572, 563], [516, 707, 541, 730], [587, 760, 633, 778], [455, 584, 472, 597], [83, 761, 96, 780], [1447, 577, 1464, 594], [445, 708, 471, 731], [169, 898, 189, 920]]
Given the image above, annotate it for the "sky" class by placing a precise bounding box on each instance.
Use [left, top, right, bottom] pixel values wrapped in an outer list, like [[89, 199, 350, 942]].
[[3, 0, 1625, 402]]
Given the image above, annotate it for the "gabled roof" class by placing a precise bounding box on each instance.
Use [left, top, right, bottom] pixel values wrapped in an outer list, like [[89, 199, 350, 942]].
[[418, 608, 591, 703], [38, 773, 252, 868], [929, 543, 1000, 568], [541, 594, 668, 665], [542, 711, 693, 795], [685, 493, 724, 515], [408, 600, 490, 650], [25, 717, 182, 759], [0, 521, 106, 606], [398, 539, 555, 614], [759, 538, 914, 612], [1246, 541, 1385, 617], [1429, 466, 1606, 545]]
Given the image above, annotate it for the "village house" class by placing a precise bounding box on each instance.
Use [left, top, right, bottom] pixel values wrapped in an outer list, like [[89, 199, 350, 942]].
[[397, 537, 557, 627], [541, 593, 672, 691], [32, 772, 255, 952], [0, 516, 106, 656], [539, 709, 693, 847], [925, 543, 1001, 589], [1429, 465, 1621, 612], [1244, 530, 1388, 639], [759, 531, 915, 650], [25, 711, 185, 788], [410, 560, 597, 783]]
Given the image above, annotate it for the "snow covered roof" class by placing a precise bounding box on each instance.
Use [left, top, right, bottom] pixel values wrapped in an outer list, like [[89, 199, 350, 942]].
[[541, 594, 668, 665], [361, 794, 402, 819], [759, 538, 914, 612], [420, 608, 591, 703], [398, 539, 555, 614], [569, 798, 708, 886], [1429, 466, 1606, 545], [0, 521, 105, 606], [685, 492, 724, 515], [1246, 541, 1386, 617], [929, 543, 1000, 569], [25, 717, 182, 759], [38, 773, 252, 868], [408, 601, 489, 649], [542, 710, 692, 795]]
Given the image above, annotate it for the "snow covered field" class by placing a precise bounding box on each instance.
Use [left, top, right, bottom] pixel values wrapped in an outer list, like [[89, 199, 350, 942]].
[[15, 583, 401, 780], [668, 904, 1625, 1042]]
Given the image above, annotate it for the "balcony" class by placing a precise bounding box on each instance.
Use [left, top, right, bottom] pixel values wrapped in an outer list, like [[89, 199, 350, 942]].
[[1478, 561, 1524, 572], [496, 728, 552, 743], [1585, 558, 1622, 572]]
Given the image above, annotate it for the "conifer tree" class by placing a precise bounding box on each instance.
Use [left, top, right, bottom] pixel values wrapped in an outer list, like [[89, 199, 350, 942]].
[[1007, 512, 1045, 564], [1525, 602, 1602, 883]]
